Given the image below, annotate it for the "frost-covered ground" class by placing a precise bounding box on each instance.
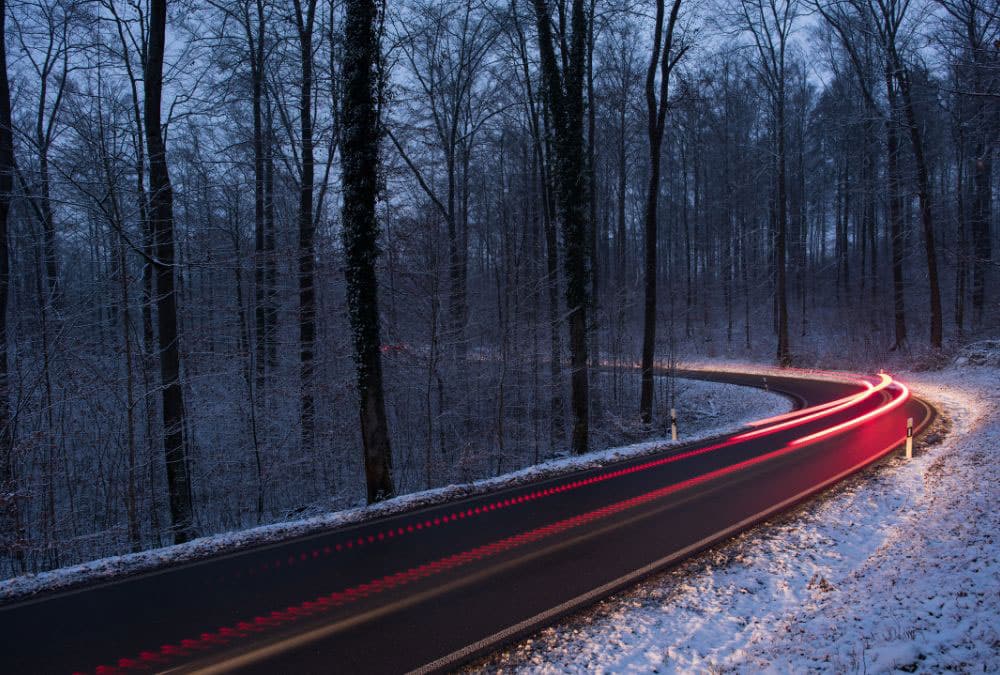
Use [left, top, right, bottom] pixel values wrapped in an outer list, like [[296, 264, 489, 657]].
[[470, 364, 999, 674], [0, 377, 789, 604]]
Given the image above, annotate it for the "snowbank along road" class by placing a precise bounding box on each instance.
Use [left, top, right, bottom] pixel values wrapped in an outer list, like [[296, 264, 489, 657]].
[[0, 368, 934, 674]]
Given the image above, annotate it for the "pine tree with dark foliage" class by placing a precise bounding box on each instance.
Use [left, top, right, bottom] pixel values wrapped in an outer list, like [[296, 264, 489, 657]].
[[342, 0, 395, 503]]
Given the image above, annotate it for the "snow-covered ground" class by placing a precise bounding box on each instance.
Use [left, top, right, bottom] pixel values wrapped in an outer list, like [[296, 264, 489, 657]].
[[0, 376, 789, 604], [470, 364, 999, 674]]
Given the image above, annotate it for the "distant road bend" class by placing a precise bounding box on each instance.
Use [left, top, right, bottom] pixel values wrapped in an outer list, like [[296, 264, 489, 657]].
[[0, 368, 935, 675]]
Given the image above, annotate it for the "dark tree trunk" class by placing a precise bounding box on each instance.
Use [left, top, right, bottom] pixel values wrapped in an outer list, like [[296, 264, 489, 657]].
[[0, 0, 20, 565], [885, 72, 908, 350], [294, 0, 318, 454], [616, 103, 627, 286], [970, 139, 992, 326], [896, 65, 943, 348], [955, 139, 967, 335], [512, 9, 564, 450], [639, 0, 683, 424], [532, 0, 590, 455], [342, 0, 395, 503], [539, 140, 565, 448], [861, 110, 878, 316], [586, 0, 598, 319], [251, 0, 269, 394], [446, 151, 466, 354], [145, 0, 196, 544], [263, 106, 277, 370], [38, 154, 58, 304], [775, 81, 790, 366]]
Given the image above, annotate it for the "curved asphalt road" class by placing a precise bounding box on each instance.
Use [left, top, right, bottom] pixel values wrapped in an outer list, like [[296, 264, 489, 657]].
[[0, 369, 934, 674]]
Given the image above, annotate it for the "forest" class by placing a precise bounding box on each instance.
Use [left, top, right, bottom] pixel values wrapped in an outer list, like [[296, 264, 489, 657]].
[[0, 0, 995, 578]]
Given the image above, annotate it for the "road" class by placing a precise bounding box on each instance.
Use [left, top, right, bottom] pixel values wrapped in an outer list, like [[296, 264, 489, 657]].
[[0, 369, 934, 674]]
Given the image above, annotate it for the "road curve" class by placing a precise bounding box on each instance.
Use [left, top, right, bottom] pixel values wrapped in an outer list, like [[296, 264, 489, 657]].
[[0, 369, 935, 674]]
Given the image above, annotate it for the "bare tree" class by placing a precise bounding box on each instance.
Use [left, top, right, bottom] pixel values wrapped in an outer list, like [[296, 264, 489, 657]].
[[937, 0, 997, 327], [10, 0, 75, 304], [509, 1, 566, 449], [531, 0, 591, 454], [0, 0, 20, 569], [145, 0, 196, 544], [390, 0, 501, 354], [639, 0, 685, 424], [291, 0, 320, 454], [342, 0, 396, 502], [817, 0, 908, 348], [0, 0, 993, 579], [735, 0, 798, 365]]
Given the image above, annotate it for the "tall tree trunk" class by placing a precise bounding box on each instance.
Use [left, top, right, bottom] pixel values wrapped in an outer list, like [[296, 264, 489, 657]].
[[895, 65, 943, 348], [616, 102, 627, 286], [0, 0, 21, 567], [970, 137, 992, 326], [445, 151, 466, 354], [251, 0, 268, 394], [145, 0, 196, 544], [775, 81, 790, 365], [954, 138, 967, 335], [861, 109, 877, 316], [343, 0, 395, 503], [885, 71, 908, 350], [513, 8, 565, 450], [532, 0, 591, 455], [640, 0, 683, 424], [33, 49, 67, 307], [115, 231, 141, 552], [37, 152, 59, 303], [539, 142, 565, 448], [263, 105, 277, 371], [586, 0, 598, 321], [228, 206, 265, 523], [294, 0, 318, 454], [113, 6, 160, 543]]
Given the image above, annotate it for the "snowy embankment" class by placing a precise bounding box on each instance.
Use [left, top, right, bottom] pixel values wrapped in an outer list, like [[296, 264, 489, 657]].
[[0, 377, 789, 604], [472, 364, 999, 674]]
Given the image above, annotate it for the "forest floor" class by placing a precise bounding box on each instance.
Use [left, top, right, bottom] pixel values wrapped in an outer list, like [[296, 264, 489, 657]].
[[0, 376, 790, 602], [470, 361, 999, 673]]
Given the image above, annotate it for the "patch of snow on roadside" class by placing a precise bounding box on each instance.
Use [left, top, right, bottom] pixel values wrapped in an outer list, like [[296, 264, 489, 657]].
[[472, 366, 999, 674], [0, 377, 790, 604]]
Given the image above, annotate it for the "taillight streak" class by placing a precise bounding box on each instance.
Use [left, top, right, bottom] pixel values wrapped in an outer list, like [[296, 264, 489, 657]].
[[83, 373, 914, 675], [231, 374, 884, 582], [790, 381, 910, 446], [731, 374, 891, 442], [746, 379, 874, 427], [85, 419, 877, 675]]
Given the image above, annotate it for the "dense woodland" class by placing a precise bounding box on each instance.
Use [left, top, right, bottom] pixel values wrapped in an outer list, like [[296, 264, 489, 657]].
[[0, 0, 995, 576]]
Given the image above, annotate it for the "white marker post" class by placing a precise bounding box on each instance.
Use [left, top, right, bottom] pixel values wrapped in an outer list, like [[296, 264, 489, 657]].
[[671, 407, 678, 441], [763, 376, 769, 391], [905, 417, 913, 459]]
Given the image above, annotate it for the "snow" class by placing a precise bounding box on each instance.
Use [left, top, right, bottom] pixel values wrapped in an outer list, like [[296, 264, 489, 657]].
[[0, 376, 790, 604], [953, 339, 1000, 368], [470, 364, 999, 674]]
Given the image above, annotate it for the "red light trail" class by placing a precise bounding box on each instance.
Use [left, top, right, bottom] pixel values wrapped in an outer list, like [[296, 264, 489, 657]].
[[79, 372, 916, 675], [746, 377, 875, 427], [732, 374, 891, 442], [791, 380, 909, 446]]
